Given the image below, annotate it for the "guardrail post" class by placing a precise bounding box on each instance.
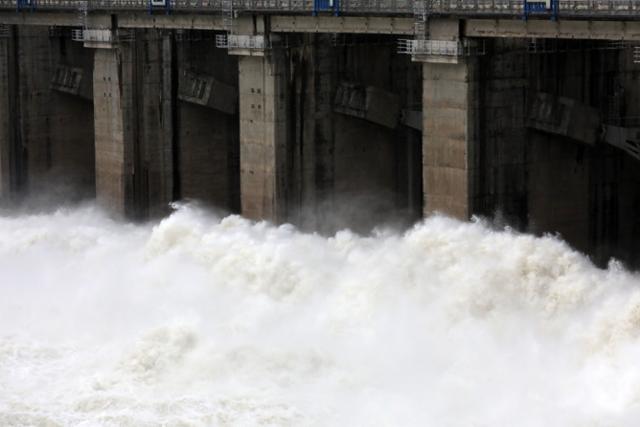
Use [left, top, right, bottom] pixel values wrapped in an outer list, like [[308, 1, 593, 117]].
[[234, 49, 290, 223]]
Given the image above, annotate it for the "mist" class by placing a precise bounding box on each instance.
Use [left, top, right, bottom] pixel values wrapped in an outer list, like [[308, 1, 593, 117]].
[[1, 202, 640, 426]]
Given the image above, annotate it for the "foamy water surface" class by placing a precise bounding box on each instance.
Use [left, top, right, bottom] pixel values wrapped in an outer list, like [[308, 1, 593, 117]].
[[1, 203, 640, 426]]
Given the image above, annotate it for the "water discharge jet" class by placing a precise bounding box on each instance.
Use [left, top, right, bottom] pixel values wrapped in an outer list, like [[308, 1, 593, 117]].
[[1, 203, 640, 425]]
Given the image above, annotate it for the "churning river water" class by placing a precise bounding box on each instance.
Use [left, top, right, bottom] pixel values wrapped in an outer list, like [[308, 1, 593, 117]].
[[1, 203, 640, 426]]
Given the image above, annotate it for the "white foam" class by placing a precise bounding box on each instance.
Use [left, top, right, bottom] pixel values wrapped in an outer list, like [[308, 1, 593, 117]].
[[1, 203, 639, 426]]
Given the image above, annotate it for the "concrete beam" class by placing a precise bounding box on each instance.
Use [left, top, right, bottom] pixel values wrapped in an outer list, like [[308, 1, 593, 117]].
[[117, 13, 224, 30], [430, 18, 463, 40], [92, 31, 175, 218], [0, 11, 80, 27], [5, 10, 640, 42], [270, 16, 414, 35], [465, 19, 640, 41]]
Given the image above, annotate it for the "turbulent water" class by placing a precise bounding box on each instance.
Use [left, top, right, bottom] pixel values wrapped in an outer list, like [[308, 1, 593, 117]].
[[1, 203, 640, 426]]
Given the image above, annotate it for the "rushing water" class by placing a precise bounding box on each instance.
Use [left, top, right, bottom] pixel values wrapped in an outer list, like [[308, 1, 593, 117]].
[[1, 203, 640, 426]]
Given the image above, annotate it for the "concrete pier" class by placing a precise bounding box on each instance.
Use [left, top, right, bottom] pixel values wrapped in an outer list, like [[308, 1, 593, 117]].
[[237, 51, 289, 223], [93, 30, 173, 218], [422, 58, 478, 220], [93, 47, 129, 215]]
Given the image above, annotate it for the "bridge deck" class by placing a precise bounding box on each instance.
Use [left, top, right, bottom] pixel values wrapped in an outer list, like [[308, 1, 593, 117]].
[[4, 0, 640, 20]]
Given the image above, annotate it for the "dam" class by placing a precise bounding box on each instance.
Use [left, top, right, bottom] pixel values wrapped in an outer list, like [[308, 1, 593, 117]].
[[0, 0, 640, 265], [4, 2, 640, 425]]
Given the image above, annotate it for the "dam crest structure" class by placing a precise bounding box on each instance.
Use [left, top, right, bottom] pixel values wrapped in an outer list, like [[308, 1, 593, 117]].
[[1, 0, 640, 266]]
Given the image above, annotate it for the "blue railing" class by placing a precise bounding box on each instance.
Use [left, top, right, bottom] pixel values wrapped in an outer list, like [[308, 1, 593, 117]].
[[523, 0, 558, 19], [313, 0, 340, 15], [147, 0, 171, 13], [16, 0, 36, 11]]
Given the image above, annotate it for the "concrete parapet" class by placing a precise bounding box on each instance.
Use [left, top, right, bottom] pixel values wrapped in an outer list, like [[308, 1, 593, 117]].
[[465, 19, 640, 41]]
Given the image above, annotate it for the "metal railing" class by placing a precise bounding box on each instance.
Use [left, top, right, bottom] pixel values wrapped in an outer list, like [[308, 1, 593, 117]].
[[398, 38, 485, 55], [425, 0, 640, 17], [86, 0, 321, 12], [2, 0, 640, 19], [398, 38, 463, 54], [216, 33, 269, 48], [71, 27, 113, 42]]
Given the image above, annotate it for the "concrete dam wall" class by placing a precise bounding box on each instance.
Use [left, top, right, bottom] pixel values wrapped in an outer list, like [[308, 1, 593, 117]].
[[0, 20, 639, 267]]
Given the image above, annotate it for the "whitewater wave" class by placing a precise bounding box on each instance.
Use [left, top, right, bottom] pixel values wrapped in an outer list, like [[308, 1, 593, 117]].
[[1, 203, 639, 426]]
